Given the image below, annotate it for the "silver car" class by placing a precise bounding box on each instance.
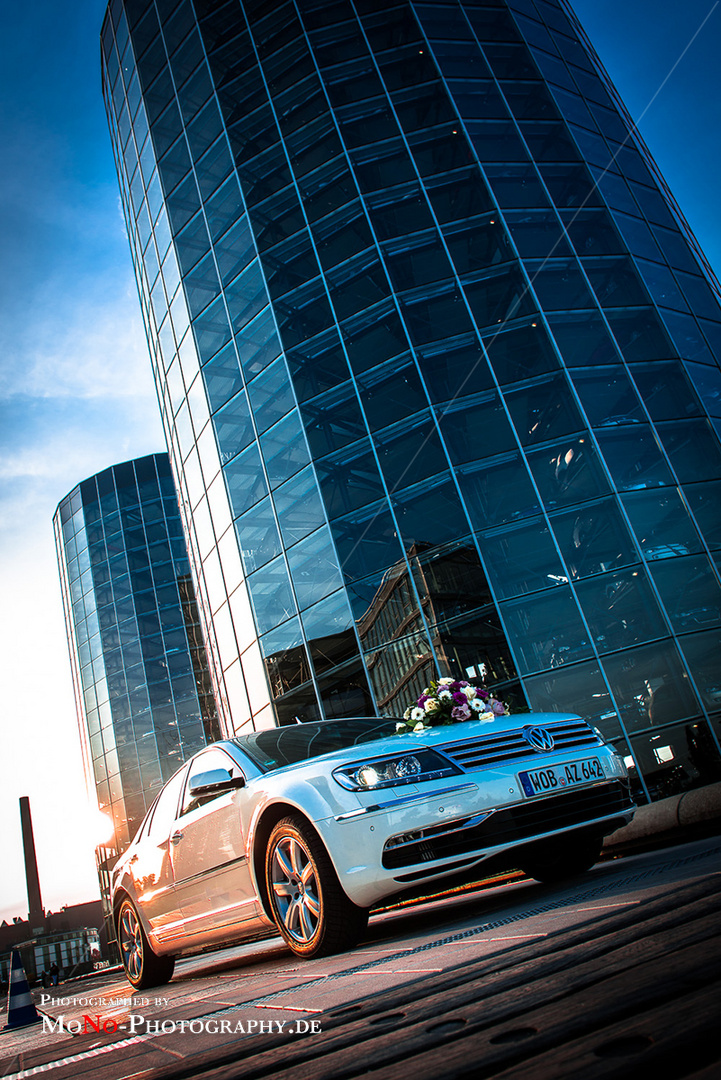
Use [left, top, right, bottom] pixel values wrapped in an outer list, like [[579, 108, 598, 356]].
[[112, 713, 634, 988]]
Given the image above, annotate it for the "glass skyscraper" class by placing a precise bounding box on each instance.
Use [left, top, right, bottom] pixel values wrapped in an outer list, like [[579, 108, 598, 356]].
[[54, 453, 221, 909], [100, 0, 721, 806]]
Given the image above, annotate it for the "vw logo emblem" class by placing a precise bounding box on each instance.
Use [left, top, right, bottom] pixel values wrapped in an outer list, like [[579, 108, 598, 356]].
[[522, 725, 555, 752]]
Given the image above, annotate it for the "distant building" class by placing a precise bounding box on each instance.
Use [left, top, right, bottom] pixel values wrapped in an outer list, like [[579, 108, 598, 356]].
[[100, 0, 721, 804], [0, 901, 106, 989], [54, 453, 221, 921]]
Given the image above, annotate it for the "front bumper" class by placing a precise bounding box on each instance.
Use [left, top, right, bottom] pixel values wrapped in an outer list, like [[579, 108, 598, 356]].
[[316, 746, 634, 907]]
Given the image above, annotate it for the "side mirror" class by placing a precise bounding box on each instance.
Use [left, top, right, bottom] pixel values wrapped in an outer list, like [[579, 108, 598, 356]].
[[188, 768, 245, 797]]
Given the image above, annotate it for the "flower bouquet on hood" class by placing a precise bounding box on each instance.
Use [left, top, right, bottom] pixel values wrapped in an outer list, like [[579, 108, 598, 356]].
[[397, 677, 509, 734]]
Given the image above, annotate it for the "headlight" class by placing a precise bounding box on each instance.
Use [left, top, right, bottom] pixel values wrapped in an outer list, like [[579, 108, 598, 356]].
[[333, 749, 461, 791]]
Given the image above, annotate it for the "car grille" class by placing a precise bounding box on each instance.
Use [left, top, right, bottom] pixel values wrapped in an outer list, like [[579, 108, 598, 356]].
[[437, 718, 600, 771], [382, 780, 633, 871]]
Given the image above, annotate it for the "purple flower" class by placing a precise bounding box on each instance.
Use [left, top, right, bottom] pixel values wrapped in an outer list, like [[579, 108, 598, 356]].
[[452, 692, 467, 705], [478, 689, 489, 701], [451, 703, 471, 721], [492, 699, 506, 716], [417, 694, 429, 707]]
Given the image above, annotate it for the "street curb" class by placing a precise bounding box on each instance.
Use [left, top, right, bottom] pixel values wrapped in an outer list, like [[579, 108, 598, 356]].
[[604, 780, 721, 848]]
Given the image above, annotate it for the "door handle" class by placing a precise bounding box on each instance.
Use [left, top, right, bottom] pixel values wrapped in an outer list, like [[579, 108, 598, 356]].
[[170, 831, 184, 845]]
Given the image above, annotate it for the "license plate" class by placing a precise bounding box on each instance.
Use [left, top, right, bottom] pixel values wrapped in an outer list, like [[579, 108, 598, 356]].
[[518, 757, 605, 798]]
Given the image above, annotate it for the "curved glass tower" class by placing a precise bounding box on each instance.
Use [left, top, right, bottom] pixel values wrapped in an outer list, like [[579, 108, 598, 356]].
[[54, 453, 221, 908], [101, 0, 721, 804]]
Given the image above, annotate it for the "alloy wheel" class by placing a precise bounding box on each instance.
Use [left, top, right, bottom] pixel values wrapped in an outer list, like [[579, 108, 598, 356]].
[[118, 902, 143, 982], [269, 834, 321, 944]]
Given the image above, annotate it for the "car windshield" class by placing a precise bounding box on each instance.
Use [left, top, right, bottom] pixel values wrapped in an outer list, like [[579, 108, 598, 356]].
[[232, 717, 402, 772]]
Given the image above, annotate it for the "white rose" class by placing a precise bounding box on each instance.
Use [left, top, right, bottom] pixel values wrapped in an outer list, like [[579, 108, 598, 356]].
[[424, 698, 439, 713], [413, 721, 425, 732], [438, 677, 454, 685], [396, 722, 407, 732], [462, 685, 476, 700]]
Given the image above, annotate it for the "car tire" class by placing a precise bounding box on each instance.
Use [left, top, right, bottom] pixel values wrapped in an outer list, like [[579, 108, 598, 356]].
[[117, 898, 175, 989], [265, 816, 368, 958], [517, 831, 604, 884]]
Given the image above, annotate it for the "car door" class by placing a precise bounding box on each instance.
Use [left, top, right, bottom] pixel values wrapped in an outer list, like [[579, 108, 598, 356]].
[[128, 765, 187, 947], [169, 747, 258, 942]]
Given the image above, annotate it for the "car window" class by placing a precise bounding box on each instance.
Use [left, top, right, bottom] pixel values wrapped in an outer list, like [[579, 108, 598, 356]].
[[233, 717, 401, 771], [180, 748, 243, 816], [146, 767, 187, 843]]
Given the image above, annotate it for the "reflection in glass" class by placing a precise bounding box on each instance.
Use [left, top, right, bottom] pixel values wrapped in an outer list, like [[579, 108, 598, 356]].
[[595, 426, 674, 491], [603, 639, 700, 735], [622, 487, 702, 561], [630, 720, 721, 800], [528, 435, 609, 508], [551, 498, 638, 579], [481, 517, 567, 599], [649, 556, 721, 635], [575, 568, 667, 654], [501, 586, 592, 675]]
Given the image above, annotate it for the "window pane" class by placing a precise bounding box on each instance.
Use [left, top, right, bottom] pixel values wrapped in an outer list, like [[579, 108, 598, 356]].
[[483, 318, 560, 384], [246, 555, 297, 633], [504, 372, 584, 445], [546, 311, 620, 367], [315, 440, 385, 518], [630, 720, 721, 801], [331, 500, 406, 581], [575, 567, 667, 654], [213, 389, 253, 464], [685, 480, 721, 549], [301, 382, 366, 457], [604, 640, 700, 734], [417, 334, 494, 402], [392, 472, 470, 550], [223, 443, 268, 519], [677, 629, 721, 713], [528, 259, 595, 310], [606, 308, 676, 364], [465, 265, 536, 329], [201, 343, 242, 413], [260, 411, 310, 488], [287, 328, 350, 401], [246, 356, 295, 434], [273, 466, 326, 548], [550, 497, 638, 579], [595, 426, 674, 491], [528, 435, 610, 508], [480, 517, 567, 599], [501, 586, 592, 674], [648, 555, 721, 635], [504, 210, 572, 258], [376, 416, 447, 492], [657, 419, 721, 483], [458, 452, 541, 528], [570, 366, 644, 427], [524, 660, 618, 735], [358, 356, 428, 431], [287, 527, 344, 610], [622, 487, 702, 560], [438, 390, 516, 463], [234, 497, 282, 573]]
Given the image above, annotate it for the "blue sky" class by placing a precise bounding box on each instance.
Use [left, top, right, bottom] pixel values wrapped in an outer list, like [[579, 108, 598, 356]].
[[0, 0, 719, 923]]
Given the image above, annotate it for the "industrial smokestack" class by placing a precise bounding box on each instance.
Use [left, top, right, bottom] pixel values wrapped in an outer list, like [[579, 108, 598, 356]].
[[19, 797, 45, 928]]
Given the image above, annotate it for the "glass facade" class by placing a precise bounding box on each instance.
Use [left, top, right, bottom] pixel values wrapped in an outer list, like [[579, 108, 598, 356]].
[[54, 453, 221, 913], [100, 0, 721, 805]]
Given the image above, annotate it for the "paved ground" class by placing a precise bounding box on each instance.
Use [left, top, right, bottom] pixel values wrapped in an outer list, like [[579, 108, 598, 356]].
[[1, 836, 719, 1079]]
